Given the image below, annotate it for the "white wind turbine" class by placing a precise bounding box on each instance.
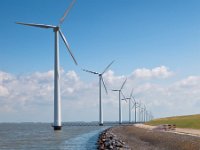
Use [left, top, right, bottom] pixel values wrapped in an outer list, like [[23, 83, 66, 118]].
[[16, 0, 78, 130], [112, 78, 127, 124], [139, 102, 145, 122], [143, 104, 146, 122], [137, 100, 142, 122], [122, 89, 134, 123], [132, 96, 138, 123], [83, 60, 114, 126]]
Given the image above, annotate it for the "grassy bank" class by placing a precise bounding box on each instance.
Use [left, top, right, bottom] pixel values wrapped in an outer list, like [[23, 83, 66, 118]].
[[146, 114, 200, 129]]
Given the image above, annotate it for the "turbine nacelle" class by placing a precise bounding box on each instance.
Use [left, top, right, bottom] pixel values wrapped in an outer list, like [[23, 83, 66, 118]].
[[54, 26, 60, 32], [112, 89, 120, 92]]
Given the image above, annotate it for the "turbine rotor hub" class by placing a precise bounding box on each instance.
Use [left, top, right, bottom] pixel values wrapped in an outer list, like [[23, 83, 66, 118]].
[[54, 26, 59, 32]]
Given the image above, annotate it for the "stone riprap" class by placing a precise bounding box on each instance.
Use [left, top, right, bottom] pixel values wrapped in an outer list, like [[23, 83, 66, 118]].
[[97, 128, 130, 150]]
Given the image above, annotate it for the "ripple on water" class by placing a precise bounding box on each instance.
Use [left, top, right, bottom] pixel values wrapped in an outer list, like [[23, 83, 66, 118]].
[[64, 128, 107, 150]]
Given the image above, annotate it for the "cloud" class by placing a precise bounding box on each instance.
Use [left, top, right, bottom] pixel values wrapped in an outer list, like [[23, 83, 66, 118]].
[[0, 66, 200, 122], [174, 76, 200, 89], [0, 85, 9, 97], [132, 66, 173, 79]]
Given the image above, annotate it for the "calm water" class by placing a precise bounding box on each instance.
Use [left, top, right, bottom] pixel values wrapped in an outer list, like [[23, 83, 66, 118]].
[[0, 123, 109, 150]]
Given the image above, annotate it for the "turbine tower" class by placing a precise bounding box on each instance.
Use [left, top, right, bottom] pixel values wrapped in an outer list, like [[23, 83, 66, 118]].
[[16, 0, 78, 130], [112, 78, 127, 124], [83, 60, 114, 126]]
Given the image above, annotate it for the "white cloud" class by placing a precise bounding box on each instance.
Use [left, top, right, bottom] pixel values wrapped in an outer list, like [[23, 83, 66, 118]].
[[132, 66, 173, 79], [103, 70, 125, 85], [174, 76, 200, 88], [0, 71, 14, 82], [0, 66, 200, 122], [65, 70, 79, 82], [0, 85, 9, 97]]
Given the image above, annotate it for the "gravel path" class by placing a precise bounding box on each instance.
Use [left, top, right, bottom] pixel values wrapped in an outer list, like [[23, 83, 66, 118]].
[[111, 125, 200, 150], [135, 124, 200, 137]]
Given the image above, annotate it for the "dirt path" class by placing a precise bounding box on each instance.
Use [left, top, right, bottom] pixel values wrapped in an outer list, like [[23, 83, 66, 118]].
[[135, 124, 200, 137], [111, 125, 200, 150]]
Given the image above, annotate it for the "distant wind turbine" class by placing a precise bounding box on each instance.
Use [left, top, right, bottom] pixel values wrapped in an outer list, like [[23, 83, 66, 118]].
[[145, 110, 148, 122], [83, 60, 114, 126], [16, 0, 78, 130], [143, 104, 146, 122], [138, 100, 142, 122], [112, 78, 127, 124], [124, 89, 134, 123], [132, 96, 138, 123], [139, 102, 145, 123]]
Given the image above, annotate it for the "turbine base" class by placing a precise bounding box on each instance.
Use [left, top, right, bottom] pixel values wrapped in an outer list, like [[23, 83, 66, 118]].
[[99, 123, 103, 126], [53, 126, 62, 130]]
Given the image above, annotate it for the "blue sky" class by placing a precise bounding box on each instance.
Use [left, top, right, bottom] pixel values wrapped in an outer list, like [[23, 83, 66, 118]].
[[1, 0, 200, 122]]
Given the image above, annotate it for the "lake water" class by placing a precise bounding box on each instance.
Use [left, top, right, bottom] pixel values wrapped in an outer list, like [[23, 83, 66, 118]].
[[0, 123, 109, 150]]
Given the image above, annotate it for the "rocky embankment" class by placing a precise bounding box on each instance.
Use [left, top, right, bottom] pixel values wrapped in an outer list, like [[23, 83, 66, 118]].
[[111, 125, 200, 150], [97, 128, 130, 150]]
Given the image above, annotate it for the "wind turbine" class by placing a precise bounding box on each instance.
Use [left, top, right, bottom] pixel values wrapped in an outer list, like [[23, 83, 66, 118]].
[[16, 0, 78, 130], [122, 88, 133, 123], [139, 103, 146, 123], [83, 60, 114, 126], [112, 78, 127, 124], [137, 100, 142, 123], [146, 110, 149, 122], [143, 104, 146, 122], [132, 96, 138, 123]]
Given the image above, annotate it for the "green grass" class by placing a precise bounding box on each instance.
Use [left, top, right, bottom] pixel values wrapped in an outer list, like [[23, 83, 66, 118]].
[[146, 114, 200, 130]]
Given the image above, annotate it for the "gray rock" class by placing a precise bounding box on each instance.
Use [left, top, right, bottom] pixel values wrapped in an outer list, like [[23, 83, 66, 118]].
[[109, 145, 114, 149]]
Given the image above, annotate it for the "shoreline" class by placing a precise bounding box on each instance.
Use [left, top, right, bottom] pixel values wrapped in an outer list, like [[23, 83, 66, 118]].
[[97, 127, 130, 149], [97, 124, 200, 150]]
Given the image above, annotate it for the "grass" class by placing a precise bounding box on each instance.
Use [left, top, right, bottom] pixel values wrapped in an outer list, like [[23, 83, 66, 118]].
[[146, 114, 200, 130]]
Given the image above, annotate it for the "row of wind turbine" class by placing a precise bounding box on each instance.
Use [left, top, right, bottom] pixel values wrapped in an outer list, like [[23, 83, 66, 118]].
[[121, 88, 153, 124], [17, 0, 153, 129]]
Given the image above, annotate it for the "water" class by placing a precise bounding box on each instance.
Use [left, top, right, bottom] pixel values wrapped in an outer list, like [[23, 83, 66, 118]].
[[0, 123, 109, 150]]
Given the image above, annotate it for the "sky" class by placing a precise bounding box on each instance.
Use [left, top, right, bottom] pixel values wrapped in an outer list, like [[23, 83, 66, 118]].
[[1, 0, 200, 122]]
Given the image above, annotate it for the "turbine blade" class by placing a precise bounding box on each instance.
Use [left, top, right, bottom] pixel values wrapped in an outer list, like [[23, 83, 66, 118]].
[[82, 69, 99, 75], [59, 30, 78, 65], [101, 77, 108, 94], [59, 0, 76, 26], [132, 96, 136, 103], [120, 91, 126, 102], [120, 78, 127, 90], [130, 88, 134, 98], [131, 99, 134, 104], [122, 99, 127, 103], [131, 102, 136, 109], [112, 89, 119, 91], [136, 102, 139, 108], [102, 60, 115, 75], [16, 22, 56, 29]]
